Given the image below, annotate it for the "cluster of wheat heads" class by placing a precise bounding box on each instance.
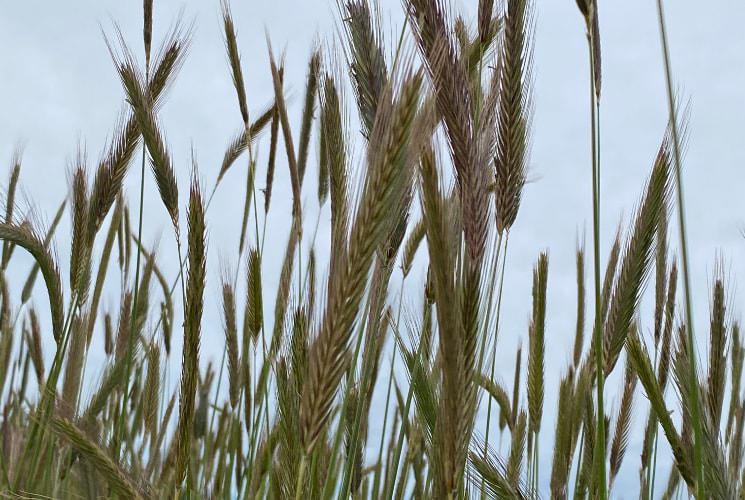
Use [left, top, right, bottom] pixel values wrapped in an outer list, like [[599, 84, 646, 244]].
[[0, 0, 740, 498]]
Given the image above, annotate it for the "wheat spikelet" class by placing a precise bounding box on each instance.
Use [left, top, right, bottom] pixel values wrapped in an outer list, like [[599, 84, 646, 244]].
[[115, 292, 133, 363], [268, 44, 303, 232], [193, 365, 212, 442], [478, 374, 513, 431], [344, 0, 389, 139], [221, 0, 249, 126], [609, 358, 637, 488], [527, 252, 548, 439], [658, 260, 678, 391], [573, 244, 586, 368], [300, 71, 423, 453], [419, 141, 462, 495], [726, 322, 744, 442], [276, 356, 302, 495], [478, 0, 495, 44], [453, 15, 469, 54], [508, 410, 527, 485], [221, 277, 240, 409], [600, 225, 621, 321], [401, 217, 425, 277], [144, 342, 160, 445], [26, 309, 44, 385], [21, 200, 66, 304], [343, 386, 364, 494], [550, 368, 575, 498], [241, 357, 252, 437], [236, 153, 257, 256], [654, 205, 668, 346], [418, 275, 435, 363], [730, 401, 745, 477], [133, 248, 156, 336], [469, 444, 530, 499], [175, 173, 206, 486], [217, 105, 274, 186], [103, 312, 114, 356], [290, 306, 309, 394], [707, 272, 727, 429], [306, 248, 317, 317], [120, 202, 129, 274], [245, 248, 263, 347], [111, 46, 180, 234], [407, 0, 471, 185], [494, 0, 533, 235], [1, 152, 21, 270], [591, 4, 601, 99], [317, 110, 329, 206], [0, 280, 11, 397], [602, 134, 672, 376], [265, 70, 281, 213], [0, 223, 64, 342], [320, 75, 349, 284], [671, 323, 733, 497], [573, 0, 600, 98], [297, 50, 321, 184], [69, 160, 92, 304], [361, 306, 391, 429], [88, 25, 189, 239], [143, 0, 153, 67], [408, 0, 490, 264], [575, 388, 597, 496], [509, 344, 522, 425]]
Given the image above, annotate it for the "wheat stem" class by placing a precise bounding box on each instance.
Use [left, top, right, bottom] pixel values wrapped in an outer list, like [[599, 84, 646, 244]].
[[654, 1, 704, 497], [588, 29, 607, 500]]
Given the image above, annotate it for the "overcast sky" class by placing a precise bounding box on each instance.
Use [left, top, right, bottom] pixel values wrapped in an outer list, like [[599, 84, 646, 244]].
[[2, 0, 745, 496]]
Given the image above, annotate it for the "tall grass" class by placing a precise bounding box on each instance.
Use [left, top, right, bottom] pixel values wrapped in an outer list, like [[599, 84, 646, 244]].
[[0, 0, 733, 498]]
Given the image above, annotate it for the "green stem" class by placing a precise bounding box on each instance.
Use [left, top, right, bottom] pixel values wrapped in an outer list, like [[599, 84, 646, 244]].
[[371, 344, 397, 499], [587, 30, 608, 500], [588, 30, 607, 500], [654, 2, 704, 497], [534, 437, 540, 497], [115, 141, 148, 462]]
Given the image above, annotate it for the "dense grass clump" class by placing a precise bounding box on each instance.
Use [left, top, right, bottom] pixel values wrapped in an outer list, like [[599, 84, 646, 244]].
[[0, 0, 737, 498]]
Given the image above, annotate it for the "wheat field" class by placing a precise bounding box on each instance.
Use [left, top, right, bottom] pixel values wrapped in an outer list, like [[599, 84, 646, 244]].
[[0, 0, 742, 498]]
